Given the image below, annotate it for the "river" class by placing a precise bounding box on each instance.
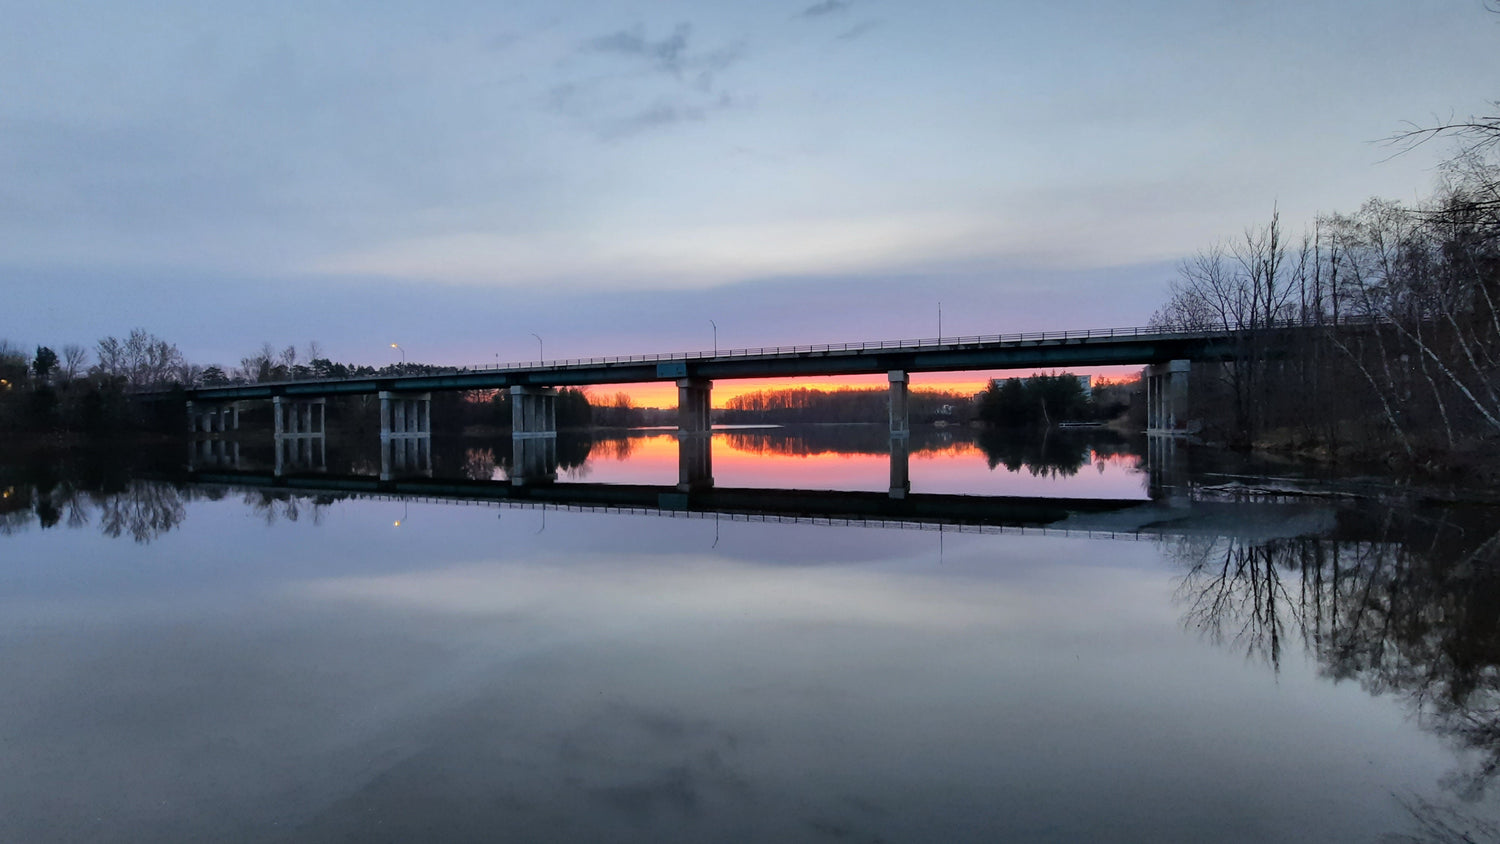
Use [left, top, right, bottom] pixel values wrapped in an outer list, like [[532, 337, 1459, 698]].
[[1, 426, 1497, 842]]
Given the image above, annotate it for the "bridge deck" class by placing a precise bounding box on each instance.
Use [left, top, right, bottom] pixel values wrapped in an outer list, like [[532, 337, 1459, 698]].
[[162, 324, 1267, 402]]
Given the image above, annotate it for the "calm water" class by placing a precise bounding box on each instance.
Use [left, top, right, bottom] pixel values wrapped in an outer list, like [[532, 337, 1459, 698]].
[[3, 427, 1499, 842]]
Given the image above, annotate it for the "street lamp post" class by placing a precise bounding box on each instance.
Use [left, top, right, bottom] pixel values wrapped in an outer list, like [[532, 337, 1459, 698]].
[[390, 343, 405, 372], [529, 333, 543, 362], [710, 319, 717, 355]]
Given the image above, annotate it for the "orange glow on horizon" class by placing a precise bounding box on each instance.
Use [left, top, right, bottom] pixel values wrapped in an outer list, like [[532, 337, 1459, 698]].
[[585, 366, 1143, 408]]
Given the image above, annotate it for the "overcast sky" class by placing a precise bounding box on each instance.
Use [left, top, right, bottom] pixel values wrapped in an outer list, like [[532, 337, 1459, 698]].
[[3, 0, 1496, 370]]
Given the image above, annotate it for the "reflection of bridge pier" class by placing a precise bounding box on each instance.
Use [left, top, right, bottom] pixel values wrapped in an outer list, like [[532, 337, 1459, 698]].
[[889, 435, 910, 499], [188, 438, 241, 471], [276, 435, 327, 476], [380, 436, 431, 480], [510, 435, 557, 485], [1146, 435, 1189, 504], [677, 432, 713, 492]]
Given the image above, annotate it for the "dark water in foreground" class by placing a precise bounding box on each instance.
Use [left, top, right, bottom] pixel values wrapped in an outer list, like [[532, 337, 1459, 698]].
[[3, 428, 1500, 842]]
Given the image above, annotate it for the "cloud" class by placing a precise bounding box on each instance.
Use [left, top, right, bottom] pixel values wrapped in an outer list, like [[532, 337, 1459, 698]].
[[602, 96, 736, 139], [558, 22, 749, 138], [837, 20, 881, 41], [582, 23, 742, 80], [799, 0, 852, 18]]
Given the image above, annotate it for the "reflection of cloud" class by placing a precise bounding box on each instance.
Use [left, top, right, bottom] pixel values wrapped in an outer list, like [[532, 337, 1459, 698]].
[[289, 557, 1042, 631]]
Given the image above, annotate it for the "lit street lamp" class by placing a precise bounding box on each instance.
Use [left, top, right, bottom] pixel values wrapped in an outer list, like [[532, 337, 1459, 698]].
[[390, 343, 405, 372]]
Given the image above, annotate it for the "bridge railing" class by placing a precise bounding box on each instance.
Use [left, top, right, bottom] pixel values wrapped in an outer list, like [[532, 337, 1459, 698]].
[[474, 322, 1356, 374], [476, 322, 1260, 372]]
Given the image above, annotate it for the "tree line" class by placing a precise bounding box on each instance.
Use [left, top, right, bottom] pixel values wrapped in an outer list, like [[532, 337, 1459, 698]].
[[1152, 104, 1499, 466], [720, 386, 975, 425]]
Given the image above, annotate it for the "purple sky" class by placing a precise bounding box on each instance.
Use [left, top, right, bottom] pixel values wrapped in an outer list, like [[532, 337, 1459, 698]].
[[3, 0, 1496, 371]]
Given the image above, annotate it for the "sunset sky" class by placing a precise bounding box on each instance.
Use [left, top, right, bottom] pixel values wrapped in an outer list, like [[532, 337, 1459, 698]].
[[4, 1, 1495, 389]]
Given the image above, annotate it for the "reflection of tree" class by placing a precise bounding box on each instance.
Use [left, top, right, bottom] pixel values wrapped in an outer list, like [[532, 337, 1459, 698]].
[[590, 436, 637, 462], [1172, 537, 1298, 669], [242, 490, 342, 526], [974, 430, 1105, 477], [97, 480, 188, 543], [1163, 506, 1500, 801], [556, 434, 593, 471], [462, 447, 497, 481]]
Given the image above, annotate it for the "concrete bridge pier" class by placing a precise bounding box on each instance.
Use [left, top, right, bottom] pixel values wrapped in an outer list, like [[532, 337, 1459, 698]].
[[510, 435, 558, 485], [889, 435, 910, 499], [677, 378, 712, 433], [677, 432, 713, 492], [889, 371, 910, 437], [378, 391, 432, 480], [186, 401, 239, 436], [275, 396, 327, 439], [379, 391, 430, 440], [1146, 360, 1191, 434], [511, 386, 557, 438], [272, 397, 327, 477]]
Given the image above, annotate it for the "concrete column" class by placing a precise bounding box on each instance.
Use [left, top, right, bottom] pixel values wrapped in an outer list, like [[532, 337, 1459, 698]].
[[888, 370, 910, 437], [511, 386, 558, 438], [1147, 360, 1191, 433], [233, 403, 240, 431], [677, 378, 712, 433], [273, 397, 285, 437], [1145, 369, 1155, 431], [379, 392, 393, 440], [1166, 359, 1189, 431], [186, 401, 196, 434], [677, 432, 713, 491]]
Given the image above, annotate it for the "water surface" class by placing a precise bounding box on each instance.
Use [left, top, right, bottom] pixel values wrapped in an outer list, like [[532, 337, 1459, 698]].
[[2, 429, 1498, 842]]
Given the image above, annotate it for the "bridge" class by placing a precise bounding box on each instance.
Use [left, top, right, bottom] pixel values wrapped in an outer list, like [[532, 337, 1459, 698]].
[[159, 323, 1309, 489]]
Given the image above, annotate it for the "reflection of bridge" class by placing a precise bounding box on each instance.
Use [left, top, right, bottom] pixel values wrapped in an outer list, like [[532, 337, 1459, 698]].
[[161, 325, 1315, 464], [188, 426, 1192, 501], [179, 469, 1336, 541]]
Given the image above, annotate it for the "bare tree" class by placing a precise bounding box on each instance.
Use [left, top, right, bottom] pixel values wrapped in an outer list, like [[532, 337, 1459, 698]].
[[60, 344, 88, 381], [93, 329, 185, 390]]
